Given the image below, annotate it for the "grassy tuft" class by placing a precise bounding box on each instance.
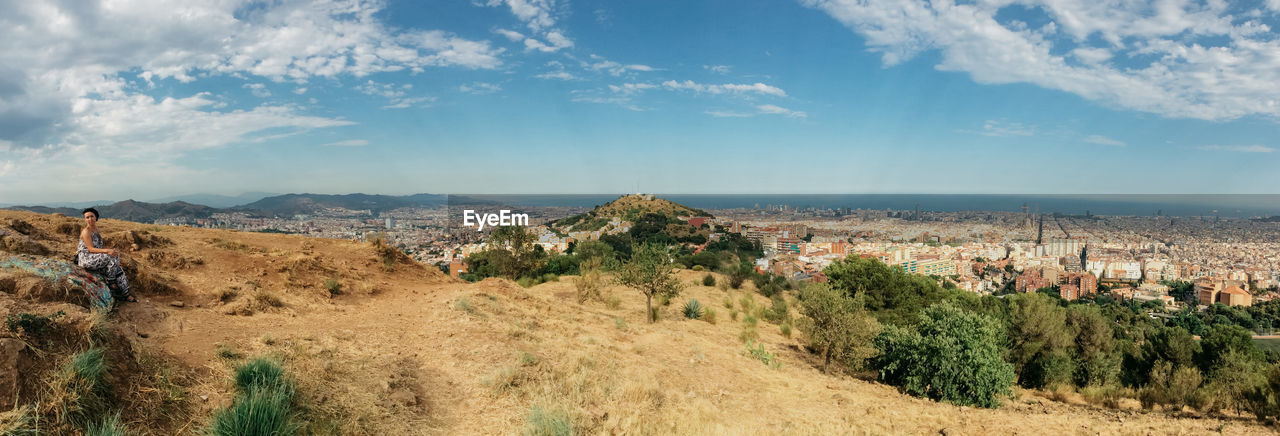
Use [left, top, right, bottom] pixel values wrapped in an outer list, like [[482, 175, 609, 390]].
[[605, 296, 622, 310], [522, 404, 573, 436], [234, 358, 292, 396], [47, 348, 109, 428], [84, 412, 128, 436], [703, 308, 717, 324], [208, 385, 297, 436], [0, 405, 39, 435]]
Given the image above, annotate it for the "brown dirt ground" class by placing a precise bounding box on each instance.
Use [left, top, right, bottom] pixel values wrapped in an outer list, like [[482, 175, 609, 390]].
[[2, 209, 1278, 435]]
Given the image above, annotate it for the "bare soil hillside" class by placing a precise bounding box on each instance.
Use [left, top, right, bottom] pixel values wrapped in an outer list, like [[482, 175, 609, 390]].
[[1, 210, 1276, 434]]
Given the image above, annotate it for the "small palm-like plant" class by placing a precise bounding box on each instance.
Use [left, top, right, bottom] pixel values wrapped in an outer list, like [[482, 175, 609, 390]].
[[683, 299, 703, 319]]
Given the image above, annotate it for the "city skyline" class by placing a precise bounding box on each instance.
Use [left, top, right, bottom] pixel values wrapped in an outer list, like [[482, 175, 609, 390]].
[[3, 0, 1280, 203]]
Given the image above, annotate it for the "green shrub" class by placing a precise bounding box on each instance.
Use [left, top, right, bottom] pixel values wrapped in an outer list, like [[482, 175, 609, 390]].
[[683, 299, 703, 319], [745, 340, 782, 369], [871, 303, 1014, 408], [703, 308, 717, 324], [739, 324, 759, 343], [5, 310, 65, 335], [523, 404, 572, 436], [516, 277, 537, 288], [763, 295, 789, 324], [728, 274, 745, 289], [208, 386, 297, 436], [323, 279, 342, 296], [692, 265, 704, 272], [702, 275, 716, 287], [780, 323, 792, 338], [216, 344, 243, 360]]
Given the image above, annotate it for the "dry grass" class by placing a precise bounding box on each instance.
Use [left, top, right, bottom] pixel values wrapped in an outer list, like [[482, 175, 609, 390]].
[[1, 209, 1273, 435]]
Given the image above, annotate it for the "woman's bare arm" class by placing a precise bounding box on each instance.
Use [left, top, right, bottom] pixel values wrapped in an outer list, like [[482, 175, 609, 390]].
[[80, 228, 118, 256]]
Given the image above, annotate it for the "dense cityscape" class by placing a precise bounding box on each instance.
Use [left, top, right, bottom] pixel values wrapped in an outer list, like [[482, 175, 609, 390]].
[[152, 197, 1280, 312]]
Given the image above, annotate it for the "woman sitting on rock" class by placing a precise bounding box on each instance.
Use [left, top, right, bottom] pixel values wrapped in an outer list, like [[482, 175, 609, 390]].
[[78, 207, 135, 302]]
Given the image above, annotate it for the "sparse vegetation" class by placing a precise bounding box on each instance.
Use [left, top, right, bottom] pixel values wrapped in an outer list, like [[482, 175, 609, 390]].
[[5, 310, 65, 335], [615, 243, 685, 323], [523, 404, 573, 436], [745, 340, 782, 369], [574, 257, 604, 303], [323, 278, 342, 296]]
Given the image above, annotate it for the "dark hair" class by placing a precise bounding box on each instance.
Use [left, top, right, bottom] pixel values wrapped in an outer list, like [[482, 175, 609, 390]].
[[82, 208, 100, 219]]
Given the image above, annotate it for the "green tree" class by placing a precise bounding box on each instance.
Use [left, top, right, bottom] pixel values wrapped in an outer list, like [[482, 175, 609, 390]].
[[796, 283, 881, 373], [616, 243, 685, 323], [870, 303, 1015, 408], [1067, 305, 1121, 387], [1197, 324, 1259, 375], [1140, 360, 1202, 411], [1207, 350, 1265, 415], [824, 256, 960, 326], [1245, 363, 1280, 421], [1006, 293, 1074, 389]]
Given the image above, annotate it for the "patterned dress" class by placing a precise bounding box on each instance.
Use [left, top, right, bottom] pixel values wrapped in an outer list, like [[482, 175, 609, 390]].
[[77, 231, 131, 299]]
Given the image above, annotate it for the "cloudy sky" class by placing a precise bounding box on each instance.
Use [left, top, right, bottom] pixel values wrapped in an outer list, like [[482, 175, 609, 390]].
[[2, 0, 1279, 203]]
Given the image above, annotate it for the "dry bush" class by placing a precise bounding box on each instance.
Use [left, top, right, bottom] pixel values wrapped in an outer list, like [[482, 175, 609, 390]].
[[0, 233, 50, 256], [55, 222, 82, 237], [369, 234, 409, 272], [143, 251, 204, 269]]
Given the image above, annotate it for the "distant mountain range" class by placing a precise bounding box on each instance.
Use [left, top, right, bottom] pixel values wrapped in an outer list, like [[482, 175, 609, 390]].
[[8, 200, 219, 222], [6, 193, 447, 223], [147, 192, 279, 208]]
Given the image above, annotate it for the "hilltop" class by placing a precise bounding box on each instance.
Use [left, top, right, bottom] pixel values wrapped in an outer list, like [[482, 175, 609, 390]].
[[553, 194, 711, 232], [0, 209, 1274, 434]]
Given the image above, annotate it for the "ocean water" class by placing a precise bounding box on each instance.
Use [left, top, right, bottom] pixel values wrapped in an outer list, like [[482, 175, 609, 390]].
[[448, 194, 1280, 218]]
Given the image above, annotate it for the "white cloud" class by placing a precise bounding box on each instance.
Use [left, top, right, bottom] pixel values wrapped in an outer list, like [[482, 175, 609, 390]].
[[494, 28, 526, 42], [485, 0, 573, 53], [293, 87, 308, 95], [1084, 134, 1126, 147], [590, 60, 655, 76], [536, 70, 577, 80], [323, 139, 369, 147], [707, 105, 807, 118], [756, 104, 807, 118], [966, 120, 1035, 137], [803, 0, 1280, 121], [571, 95, 643, 111], [706, 110, 754, 118], [486, 0, 557, 32], [355, 80, 434, 109], [460, 82, 502, 94], [1195, 145, 1275, 153], [0, 0, 504, 201], [704, 65, 732, 74], [243, 83, 271, 98], [608, 83, 657, 95], [660, 80, 787, 97]]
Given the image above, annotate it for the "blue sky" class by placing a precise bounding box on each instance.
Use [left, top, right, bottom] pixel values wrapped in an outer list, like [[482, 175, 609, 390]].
[[2, 0, 1279, 203]]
